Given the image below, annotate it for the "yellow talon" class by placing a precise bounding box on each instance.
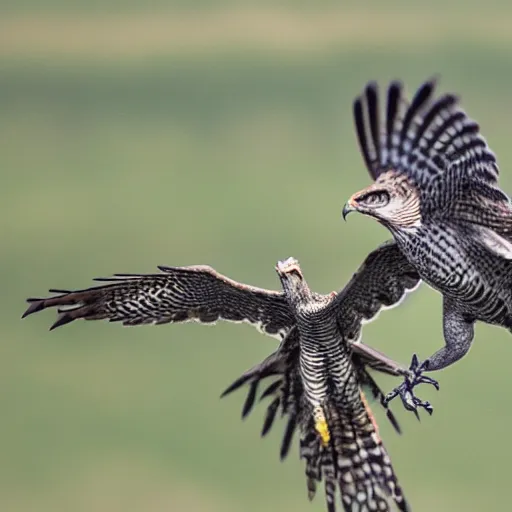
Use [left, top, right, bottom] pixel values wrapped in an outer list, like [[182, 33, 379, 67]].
[[313, 406, 330, 446]]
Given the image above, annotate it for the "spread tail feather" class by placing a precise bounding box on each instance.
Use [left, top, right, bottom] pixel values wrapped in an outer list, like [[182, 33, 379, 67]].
[[301, 396, 409, 512], [225, 351, 407, 511]]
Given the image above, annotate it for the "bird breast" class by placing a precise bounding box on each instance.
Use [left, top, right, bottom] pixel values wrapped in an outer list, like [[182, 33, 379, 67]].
[[296, 324, 352, 407]]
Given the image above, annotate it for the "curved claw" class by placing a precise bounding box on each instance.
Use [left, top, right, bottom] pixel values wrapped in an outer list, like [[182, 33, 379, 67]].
[[415, 374, 440, 391], [401, 389, 433, 416], [383, 354, 439, 416]]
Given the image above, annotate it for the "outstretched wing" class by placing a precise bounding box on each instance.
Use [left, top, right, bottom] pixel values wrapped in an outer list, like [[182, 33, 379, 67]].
[[22, 265, 294, 338], [353, 78, 499, 190], [335, 240, 420, 341]]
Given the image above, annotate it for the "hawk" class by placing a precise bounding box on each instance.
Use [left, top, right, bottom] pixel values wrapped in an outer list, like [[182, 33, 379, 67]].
[[23, 241, 430, 511], [343, 77, 512, 406]]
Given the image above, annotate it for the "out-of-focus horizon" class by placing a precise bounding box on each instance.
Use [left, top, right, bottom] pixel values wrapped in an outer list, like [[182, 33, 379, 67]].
[[4, 2, 512, 511]]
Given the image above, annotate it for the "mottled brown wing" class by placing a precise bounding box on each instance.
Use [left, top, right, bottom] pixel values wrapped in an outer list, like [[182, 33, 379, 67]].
[[22, 265, 294, 338], [335, 240, 421, 341]]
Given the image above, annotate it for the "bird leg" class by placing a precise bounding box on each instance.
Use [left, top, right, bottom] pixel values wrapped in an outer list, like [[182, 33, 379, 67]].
[[384, 300, 474, 414], [420, 300, 475, 371], [383, 354, 439, 418]]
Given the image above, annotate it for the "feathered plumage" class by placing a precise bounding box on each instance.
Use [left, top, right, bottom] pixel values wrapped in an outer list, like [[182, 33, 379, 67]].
[[23, 265, 293, 336], [23, 241, 428, 511], [345, 77, 512, 406], [268, 257, 410, 511]]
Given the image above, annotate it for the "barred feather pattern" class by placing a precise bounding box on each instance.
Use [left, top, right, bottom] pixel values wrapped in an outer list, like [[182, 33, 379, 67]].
[[274, 259, 409, 512], [350, 78, 512, 374], [23, 242, 419, 345], [24, 251, 419, 510], [296, 297, 352, 411], [353, 79, 512, 316], [400, 222, 512, 325], [334, 240, 420, 342], [22, 265, 294, 338], [380, 202, 512, 331], [298, 319, 408, 511], [354, 78, 499, 197], [224, 335, 406, 511], [300, 397, 409, 512]]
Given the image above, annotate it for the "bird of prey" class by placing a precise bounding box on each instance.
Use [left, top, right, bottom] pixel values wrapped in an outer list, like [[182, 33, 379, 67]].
[[343, 77, 511, 406], [222, 323, 406, 508], [23, 241, 427, 511], [225, 258, 411, 512]]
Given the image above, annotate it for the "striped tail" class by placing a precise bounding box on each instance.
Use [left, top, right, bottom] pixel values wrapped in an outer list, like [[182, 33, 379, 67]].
[[301, 395, 410, 512]]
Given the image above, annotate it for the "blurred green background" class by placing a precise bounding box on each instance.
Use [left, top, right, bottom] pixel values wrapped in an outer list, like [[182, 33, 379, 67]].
[[4, 1, 512, 511]]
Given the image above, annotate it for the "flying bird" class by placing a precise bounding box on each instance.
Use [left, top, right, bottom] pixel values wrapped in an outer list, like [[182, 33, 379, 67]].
[[247, 256, 410, 512], [23, 241, 428, 511], [344, 77, 511, 407]]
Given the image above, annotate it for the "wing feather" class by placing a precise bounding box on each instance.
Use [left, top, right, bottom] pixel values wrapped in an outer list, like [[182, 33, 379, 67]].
[[334, 240, 420, 341], [470, 225, 512, 260], [354, 78, 500, 190], [442, 175, 512, 246], [22, 264, 294, 338]]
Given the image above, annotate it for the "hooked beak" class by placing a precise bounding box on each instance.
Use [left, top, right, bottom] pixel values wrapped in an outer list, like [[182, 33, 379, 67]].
[[342, 196, 357, 221]]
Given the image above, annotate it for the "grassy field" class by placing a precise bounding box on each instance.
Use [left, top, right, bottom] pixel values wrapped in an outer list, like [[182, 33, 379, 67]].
[[4, 2, 512, 511]]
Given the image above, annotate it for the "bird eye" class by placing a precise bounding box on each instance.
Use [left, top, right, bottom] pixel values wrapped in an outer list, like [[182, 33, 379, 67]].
[[358, 190, 390, 207]]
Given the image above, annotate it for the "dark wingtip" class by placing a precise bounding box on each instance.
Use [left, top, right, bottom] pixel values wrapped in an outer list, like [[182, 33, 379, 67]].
[[422, 79, 437, 99], [261, 398, 280, 437], [425, 73, 440, 90], [220, 374, 250, 398], [353, 94, 375, 178], [279, 416, 296, 461], [261, 420, 273, 438], [364, 81, 379, 109], [353, 95, 362, 114], [259, 380, 281, 401], [364, 80, 379, 107], [386, 409, 402, 435], [387, 80, 404, 111], [365, 80, 378, 93], [49, 313, 74, 331], [415, 79, 436, 104], [241, 381, 258, 419], [22, 299, 46, 319], [389, 79, 404, 92]]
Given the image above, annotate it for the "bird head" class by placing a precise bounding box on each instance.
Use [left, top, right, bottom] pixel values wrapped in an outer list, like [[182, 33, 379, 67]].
[[342, 171, 422, 231], [275, 258, 310, 304]]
